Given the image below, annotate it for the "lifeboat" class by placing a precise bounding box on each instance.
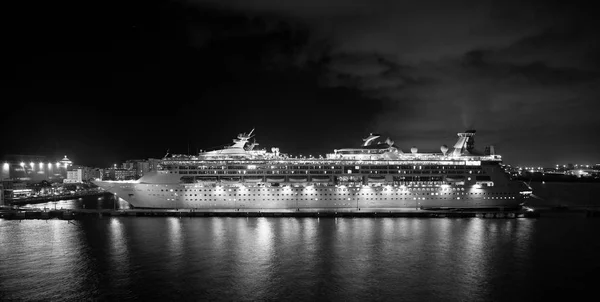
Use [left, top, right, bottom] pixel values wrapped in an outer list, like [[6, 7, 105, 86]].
[[220, 177, 241, 183], [445, 175, 465, 182], [311, 176, 331, 182], [367, 176, 386, 183], [244, 176, 264, 183], [194, 176, 218, 183], [289, 176, 309, 182], [266, 177, 285, 183]]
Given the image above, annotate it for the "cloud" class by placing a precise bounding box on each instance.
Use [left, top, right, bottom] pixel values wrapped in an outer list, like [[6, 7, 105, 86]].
[[182, 0, 600, 165]]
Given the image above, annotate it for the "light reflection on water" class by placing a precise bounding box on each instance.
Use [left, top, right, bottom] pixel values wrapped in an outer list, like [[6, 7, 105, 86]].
[[108, 218, 132, 298], [1, 217, 600, 301]]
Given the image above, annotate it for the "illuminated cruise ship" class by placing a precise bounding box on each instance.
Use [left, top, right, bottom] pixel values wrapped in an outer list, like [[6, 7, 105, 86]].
[[93, 129, 532, 210]]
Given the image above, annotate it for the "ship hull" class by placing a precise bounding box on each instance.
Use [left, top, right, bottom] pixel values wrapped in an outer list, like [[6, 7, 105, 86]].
[[93, 180, 523, 210]]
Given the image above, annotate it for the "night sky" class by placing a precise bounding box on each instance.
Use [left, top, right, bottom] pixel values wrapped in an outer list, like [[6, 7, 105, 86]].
[[3, 0, 599, 167]]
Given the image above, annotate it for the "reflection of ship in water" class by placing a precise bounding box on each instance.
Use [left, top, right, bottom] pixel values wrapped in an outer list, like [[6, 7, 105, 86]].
[[94, 129, 531, 210]]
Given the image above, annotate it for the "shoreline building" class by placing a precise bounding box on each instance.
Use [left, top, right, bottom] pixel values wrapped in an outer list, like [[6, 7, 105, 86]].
[[64, 169, 83, 183], [122, 159, 150, 178], [68, 165, 102, 182], [2, 154, 68, 183]]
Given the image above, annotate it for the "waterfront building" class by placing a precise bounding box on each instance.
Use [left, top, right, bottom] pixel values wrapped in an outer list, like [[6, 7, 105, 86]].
[[101, 167, 137, 181], [65, 169, 83, 183], [1, 154, 66, 183], [0, 183, 4, 206], [59, 155, 73, 169], [123, 159, 150, 178], [115, 168, 137, 180], [1, 180, 32, 199], [71, 165, 102, 182], [148, 158, 161, 172]]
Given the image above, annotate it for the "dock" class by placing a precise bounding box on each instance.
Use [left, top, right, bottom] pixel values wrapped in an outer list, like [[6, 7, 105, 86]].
[[0, 208, 545, 220], [6, 191, 109, 206]]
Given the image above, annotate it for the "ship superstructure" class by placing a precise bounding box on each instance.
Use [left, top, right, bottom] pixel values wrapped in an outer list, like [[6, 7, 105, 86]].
[[94, 130, 531, 210]]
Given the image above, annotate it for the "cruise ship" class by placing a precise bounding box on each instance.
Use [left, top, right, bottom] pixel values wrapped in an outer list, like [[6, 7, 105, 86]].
[[93, 129, 532, 210]]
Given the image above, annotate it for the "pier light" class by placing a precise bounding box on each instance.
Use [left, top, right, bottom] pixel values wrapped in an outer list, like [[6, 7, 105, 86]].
[[473, 184, 482, 189], [39, 162, 43, 169], [56, 162, 61, 167], [30, 162, 34, 168], [3, 162, 8, 169], [47, 163, 52, 168], [20, 162, 25, 167]]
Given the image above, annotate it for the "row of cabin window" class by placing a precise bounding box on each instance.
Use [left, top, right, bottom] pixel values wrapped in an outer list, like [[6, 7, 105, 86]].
[[178, 170, 485, 175], [175, 165, 483, 170]]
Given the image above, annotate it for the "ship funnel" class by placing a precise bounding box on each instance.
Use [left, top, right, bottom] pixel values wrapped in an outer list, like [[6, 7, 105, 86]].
[[484, 145, 495, 156], [452, 130, 476, 156]]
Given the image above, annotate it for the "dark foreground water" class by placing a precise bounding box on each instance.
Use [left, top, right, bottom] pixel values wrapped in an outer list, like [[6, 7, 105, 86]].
[[2, 217, 600, 301], [2, 195, 600, 301]]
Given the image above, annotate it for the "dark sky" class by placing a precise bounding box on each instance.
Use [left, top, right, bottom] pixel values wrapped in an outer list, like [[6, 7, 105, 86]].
[[3, 0, 599, 167]]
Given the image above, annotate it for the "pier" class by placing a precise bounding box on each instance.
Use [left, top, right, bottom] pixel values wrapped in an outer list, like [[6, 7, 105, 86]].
[[5, 191, 109, 206], [0, 208, 544, 220]]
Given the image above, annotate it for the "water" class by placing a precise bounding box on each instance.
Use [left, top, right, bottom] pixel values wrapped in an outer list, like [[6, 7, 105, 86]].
[[2, 199, 600, 301]]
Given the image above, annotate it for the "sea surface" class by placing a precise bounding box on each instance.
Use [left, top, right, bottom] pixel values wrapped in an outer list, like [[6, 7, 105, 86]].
[[2, 192, 600, 301]]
